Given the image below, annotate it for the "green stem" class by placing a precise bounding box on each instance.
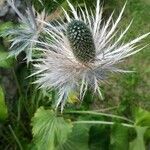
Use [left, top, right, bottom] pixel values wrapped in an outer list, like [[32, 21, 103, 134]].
[[65, 110, 134, 123], [73, 120, 134, 128], [12, 68, 23, 124], [9, 125, 23, 150], [94, 106, 118, 112], [11, 113, 29, 134], [17, 97, 21, 123], [12, 68, 22, 97], [36, 90, 43, 109]]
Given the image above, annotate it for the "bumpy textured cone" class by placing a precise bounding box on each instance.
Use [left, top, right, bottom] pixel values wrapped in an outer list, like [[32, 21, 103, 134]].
[[67, 20, 96, 63]]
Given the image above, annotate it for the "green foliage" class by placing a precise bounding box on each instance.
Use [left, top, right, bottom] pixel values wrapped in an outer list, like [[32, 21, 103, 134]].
[[31, 107, 73, 150], [0, 86, 8, 121], [0, 46, 15, 68], [0, 22, 14, 33], [129, 127, 147, 150], [58, 124, 90, 150], [134, 108, 150, 141], [32, 0, 65, 13], [129, 108, 150, 150], [89, 125, 110, 150], [110, 124, 129, 150], [134, 108, 150, 126]]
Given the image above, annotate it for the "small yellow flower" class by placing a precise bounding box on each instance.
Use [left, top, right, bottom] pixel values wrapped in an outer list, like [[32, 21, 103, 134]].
[[67, 92, 80, 104]]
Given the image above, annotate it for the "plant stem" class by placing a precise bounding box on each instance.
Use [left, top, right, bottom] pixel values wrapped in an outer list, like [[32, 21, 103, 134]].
[[12, 68, 22, 97], [65, 110, 134, 123], [9, 125, 23, 150], [94, 106, 118, 112], [12, 68, 23, 123], [73, 120, 134, 128]]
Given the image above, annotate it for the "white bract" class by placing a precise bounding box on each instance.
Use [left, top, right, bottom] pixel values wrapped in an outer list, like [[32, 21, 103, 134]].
[[33, 0, 149, 111], [3, 0, 46, 63]]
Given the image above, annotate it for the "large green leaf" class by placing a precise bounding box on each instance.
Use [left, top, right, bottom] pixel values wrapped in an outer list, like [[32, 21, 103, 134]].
[[31, 107, 73, 150], [58, 124, 90, 150], [110, 123, 129, 150], [0, 86, 8, 121], [129, 127, 147, 150]]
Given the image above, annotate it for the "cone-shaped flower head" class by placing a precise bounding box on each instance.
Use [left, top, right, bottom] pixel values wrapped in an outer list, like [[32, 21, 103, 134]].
[[67, 20, 96, 62], [33, 0, 150, 111]]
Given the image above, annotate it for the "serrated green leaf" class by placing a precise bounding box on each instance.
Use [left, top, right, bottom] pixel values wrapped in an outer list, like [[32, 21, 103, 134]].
[[58, 124, 90, 150], [129, 126, 147, 150], [0, 48, 15, 68], [0, 86, 8, 121], [31, 107, 73, 150], [110, 123, 129, 150]]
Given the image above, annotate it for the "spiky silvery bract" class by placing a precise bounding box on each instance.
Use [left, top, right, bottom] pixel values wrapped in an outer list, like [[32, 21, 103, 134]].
[[2, 0, 46, 63], [33, 0, 150, 111]]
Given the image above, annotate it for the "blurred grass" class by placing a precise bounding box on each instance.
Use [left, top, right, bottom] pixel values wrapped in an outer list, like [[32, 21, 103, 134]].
[[97, 0, 150, 113]]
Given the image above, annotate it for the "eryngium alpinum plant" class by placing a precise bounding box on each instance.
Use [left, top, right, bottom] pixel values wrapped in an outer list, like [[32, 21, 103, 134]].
[[33, 0, 150, 111]]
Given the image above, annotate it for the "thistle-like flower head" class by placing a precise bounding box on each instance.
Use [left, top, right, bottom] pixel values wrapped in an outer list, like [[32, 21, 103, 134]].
[[34, 0, 150, 111], [2, 0, 46, 63]]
